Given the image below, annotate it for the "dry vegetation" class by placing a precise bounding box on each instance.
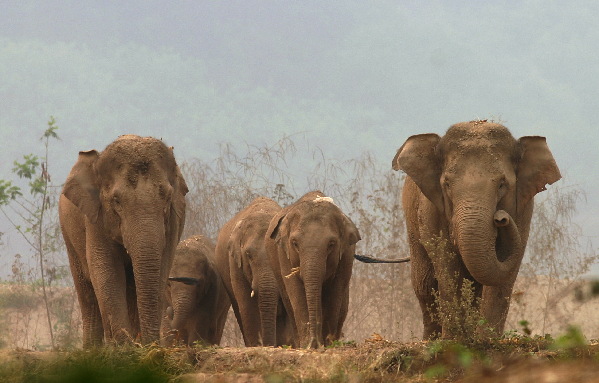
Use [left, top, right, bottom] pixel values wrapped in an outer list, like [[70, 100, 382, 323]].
[[1, 133, 599, 381]]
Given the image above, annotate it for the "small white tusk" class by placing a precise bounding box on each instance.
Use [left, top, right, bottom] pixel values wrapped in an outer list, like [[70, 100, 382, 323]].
[[285, 267, 300, 279], [251, 290, 255, 298]]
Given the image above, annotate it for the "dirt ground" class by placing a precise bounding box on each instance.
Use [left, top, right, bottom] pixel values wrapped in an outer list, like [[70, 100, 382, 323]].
[[4, 337, 599, 382]]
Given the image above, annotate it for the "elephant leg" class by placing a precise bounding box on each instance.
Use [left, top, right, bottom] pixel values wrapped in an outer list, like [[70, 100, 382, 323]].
[[233, 282, 262, 346], [212, 292, 231, 345], [321, 258, 353, 345], [195, 300, 217, 345], [275, 282, 299, 347], [435, 254, 473, 339], [214, 309, 228, 345], [410, 240, 441, 339], [321, 284, 348, 345], [86, 229, 132, 343], [337, 287, 350, 339], [283, 275, 310, 347], [227, 295, 250, 346], [160, 310, 173, 346], [276, 306, 293, 347], [481, 282, 516, 335], [78, 280, 104, 347], [270, 249, 299, 347], [64, 238, 104, 347], [189, 327, 201, 346], [181, 326, 193, 346]]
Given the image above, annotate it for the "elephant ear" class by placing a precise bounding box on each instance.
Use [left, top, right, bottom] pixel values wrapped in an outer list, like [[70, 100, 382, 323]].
[[392, 133, 444, 213], [341, 214, 361, 261], [516, 136, 562, 213], [172, 165, 188, 220], [266, 207, 289, 241], [62, 150, 101, 223], [228, 221, 244, 269], [266, 207, 294, 260], [343, 214, 361, 246]]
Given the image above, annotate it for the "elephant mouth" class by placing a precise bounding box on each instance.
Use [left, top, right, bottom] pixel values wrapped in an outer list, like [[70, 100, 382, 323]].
[[495, 223, 518, 263], [495, 230, 508, 262]]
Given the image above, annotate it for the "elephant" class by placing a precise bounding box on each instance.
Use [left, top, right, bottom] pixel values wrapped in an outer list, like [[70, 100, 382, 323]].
[[214, 197, 292, 347], [59, 135, 188, 347], [265, 191, 361, 348], [393, 120, 561, 339], [162, 235, 230, 346]]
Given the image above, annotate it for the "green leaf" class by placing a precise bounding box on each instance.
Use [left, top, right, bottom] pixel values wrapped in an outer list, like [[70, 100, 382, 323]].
[[13, 154, 40, 179], [29, 177, 46, 195], [42, 116, 60, 140], [0, 180, 22, 205]]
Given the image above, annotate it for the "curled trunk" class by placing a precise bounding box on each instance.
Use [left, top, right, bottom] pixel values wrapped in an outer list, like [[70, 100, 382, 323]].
[[454, 204, 522, 286]]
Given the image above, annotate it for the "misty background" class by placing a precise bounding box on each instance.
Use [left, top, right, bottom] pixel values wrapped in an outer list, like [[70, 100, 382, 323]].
[[1, 1, 597, 274]]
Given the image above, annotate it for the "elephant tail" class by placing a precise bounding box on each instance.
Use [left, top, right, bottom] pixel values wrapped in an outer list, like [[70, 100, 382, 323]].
[[353, 254, 411, 264]]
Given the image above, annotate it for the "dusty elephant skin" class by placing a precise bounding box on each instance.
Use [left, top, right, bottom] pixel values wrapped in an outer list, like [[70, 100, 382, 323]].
[[265, 191, 361, 348], [162, 235, 230, 346], [58, 135, 188, 347], [215, 197, 292, 347], [393, 121, 561, 339]]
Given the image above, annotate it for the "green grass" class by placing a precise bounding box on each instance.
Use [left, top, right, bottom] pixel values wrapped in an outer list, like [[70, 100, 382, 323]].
[[0, 345, 193, 383]]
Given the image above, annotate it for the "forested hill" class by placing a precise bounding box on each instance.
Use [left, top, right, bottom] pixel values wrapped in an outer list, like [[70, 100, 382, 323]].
[[0, 1, 597, 236]]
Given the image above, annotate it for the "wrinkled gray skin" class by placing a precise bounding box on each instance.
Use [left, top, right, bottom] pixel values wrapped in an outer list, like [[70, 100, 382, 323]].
[[266, 191, 361, 348], [215, 197, 292, 346], [59, 135, 188, 347], [162, 235, 230, 346], [394, 121, 561, 339]]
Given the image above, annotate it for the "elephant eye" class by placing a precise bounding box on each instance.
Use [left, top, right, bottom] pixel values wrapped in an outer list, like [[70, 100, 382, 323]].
[[498, 178, 507, 190], [328, 240, 336, 249], [160, 184, 174, 202], [245, 250, 253, 259], [291, 239, 299, 251]]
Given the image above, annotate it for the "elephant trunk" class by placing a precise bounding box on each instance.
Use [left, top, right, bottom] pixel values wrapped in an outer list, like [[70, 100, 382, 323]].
[[256, 274, 279, 346], [454, 201, 522, 286], [171, 294, 193, 332], [125, 217, 167, 344], [302, 251, 325, 348]]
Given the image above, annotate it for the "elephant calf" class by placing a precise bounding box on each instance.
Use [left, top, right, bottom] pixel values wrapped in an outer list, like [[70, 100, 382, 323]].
[[214, 197, 292, 347], [265, 191, 361, 348], [162, 235, 231, 346]]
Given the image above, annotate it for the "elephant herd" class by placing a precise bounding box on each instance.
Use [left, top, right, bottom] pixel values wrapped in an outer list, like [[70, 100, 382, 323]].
[[58, 121, 561, 348]]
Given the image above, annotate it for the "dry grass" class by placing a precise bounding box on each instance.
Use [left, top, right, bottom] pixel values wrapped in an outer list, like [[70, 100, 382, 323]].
[[2, 335, 599, 382]]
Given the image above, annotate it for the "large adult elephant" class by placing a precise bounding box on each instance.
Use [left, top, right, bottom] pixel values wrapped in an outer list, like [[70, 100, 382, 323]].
[[265, 191, 361, 348], [162, 235, 230, 346], [59, 135, 188, 347], [214, 197, 291, 347], [394, 121, 561, 339]]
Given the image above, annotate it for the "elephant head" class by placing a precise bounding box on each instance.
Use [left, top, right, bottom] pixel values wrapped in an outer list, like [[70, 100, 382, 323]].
[[393, 121, 561, 286], [166, 235, 222, 345], [62, 135, 188, 344], [227, 205, 281, 346], [267, 191, 360, 348]]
